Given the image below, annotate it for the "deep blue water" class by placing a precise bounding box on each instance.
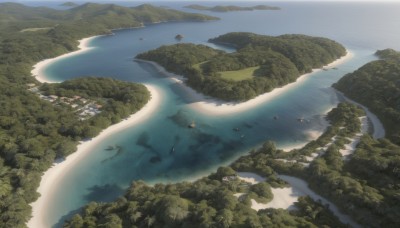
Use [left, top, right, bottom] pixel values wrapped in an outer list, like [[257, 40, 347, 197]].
[[20, 1, 400, 227]]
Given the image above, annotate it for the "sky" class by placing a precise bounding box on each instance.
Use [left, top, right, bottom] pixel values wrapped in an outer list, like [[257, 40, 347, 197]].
[[8, 0, 400, 2]]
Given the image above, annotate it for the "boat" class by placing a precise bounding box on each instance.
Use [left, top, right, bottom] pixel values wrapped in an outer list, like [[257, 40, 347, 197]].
[[175, 34, 184, 40], [188, 121, 196, 128], [297, 118, 305, 123], [105, 145, 115, 151]]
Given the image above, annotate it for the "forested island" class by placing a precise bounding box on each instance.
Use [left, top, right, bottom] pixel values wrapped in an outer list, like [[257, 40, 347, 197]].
[[184, 4, 281, 12], [60, 2, 79, 7], [0, 3, 218, 227], [64, 101, 400, 227], [136, 32, 346, 101], [334, 49, 400, 144]]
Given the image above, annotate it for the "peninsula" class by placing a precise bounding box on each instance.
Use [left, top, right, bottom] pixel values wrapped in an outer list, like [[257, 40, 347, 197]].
[[334, 48, 400, 144], [185, 4, 281, 12], [0, 3, 218, 227], [136, 32, 346, 102]]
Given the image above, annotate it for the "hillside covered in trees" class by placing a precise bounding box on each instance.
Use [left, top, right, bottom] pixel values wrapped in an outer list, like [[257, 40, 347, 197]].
[[136, 32, 346, 101], [0, 3, 217, 227], [334, 49, 400, 144]]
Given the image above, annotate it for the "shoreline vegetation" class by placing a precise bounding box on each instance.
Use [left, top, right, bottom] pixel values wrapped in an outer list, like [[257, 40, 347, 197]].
[[31, 36, 99, 83], [136, 32, 348, 102], [64, 103, 381, 227], [135, 50, 353, 116], [0, 2, 220, 227], [334, 48, 400, 144], [28, 35, 162, 228], [27, 84, 161, 228]]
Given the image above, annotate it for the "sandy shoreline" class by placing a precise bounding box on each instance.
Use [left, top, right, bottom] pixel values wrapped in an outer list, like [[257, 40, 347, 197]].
[[237, 172, 360, 227], [31, 36, 99, 83], [27, 84, 161, 228], [335, 90, 385, 139], [137, 50, 353, 116], [28, 36, 162, 227]]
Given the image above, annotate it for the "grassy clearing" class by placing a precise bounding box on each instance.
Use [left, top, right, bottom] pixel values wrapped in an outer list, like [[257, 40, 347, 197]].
[[219, 66, 258, 81]]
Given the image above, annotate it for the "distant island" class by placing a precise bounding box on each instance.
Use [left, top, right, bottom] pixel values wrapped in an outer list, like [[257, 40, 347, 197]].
[[185, 4, 281, 12], [60, 2, 79, 7], [136, 32, 346, 102]]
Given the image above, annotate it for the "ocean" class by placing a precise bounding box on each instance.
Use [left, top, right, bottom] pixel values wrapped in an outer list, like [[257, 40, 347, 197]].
[[21, 1, 400, 227]]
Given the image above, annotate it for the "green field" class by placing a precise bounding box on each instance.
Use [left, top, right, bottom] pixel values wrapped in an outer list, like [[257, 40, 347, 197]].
[[219, 66, 258, 81]]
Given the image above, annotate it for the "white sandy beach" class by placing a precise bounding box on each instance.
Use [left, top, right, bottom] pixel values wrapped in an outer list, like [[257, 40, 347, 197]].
[[28, 35, 165, 228], [336, 91, 385, 139], [31, 36, 99, 83], [27, 84, 161, 228], [237, 172, 360, 227], [138, 51, 353, 116]]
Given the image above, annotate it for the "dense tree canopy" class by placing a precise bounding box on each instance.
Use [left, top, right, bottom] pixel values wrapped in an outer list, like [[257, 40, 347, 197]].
[[334, 49, 400, 144], [137, 32, 346, 101]]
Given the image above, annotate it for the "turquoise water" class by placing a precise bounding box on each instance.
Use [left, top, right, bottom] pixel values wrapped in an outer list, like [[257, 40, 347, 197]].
[[30, 1, 400, 227]]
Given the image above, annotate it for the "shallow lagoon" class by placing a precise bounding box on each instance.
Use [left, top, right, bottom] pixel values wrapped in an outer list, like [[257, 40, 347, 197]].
[[32, 1, 400, 226]]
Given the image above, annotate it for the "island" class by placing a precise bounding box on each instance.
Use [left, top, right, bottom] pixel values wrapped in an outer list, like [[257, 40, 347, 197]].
[[185, 4, 281, 12], [136, 32, 346, 101], [60, 2, 79, 7], [0, 3, 218, 227]]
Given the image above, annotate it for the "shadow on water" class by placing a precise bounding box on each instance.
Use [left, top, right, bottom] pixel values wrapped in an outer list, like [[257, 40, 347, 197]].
[[136, 132, 160, 155], [84, 184, 125, 202], [53, 208, 82, 228], [168, 109, 193, 127], [101, 146, 124, 163]]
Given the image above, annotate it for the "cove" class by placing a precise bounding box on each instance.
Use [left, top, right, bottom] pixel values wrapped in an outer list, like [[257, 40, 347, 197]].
[[28, 2, 400, 227]]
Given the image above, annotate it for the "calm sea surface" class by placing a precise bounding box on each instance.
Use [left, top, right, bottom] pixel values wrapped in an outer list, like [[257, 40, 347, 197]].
[[21, 1, 400, 227]]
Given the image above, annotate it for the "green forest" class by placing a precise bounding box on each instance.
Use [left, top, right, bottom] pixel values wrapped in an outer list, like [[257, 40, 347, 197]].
[[0, 3, 217, 228], [334, 49, 400, 144], [136, 32, 346, 101]]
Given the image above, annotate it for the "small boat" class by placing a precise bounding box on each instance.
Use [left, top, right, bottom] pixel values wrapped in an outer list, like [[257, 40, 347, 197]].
[[297, 118, 305, 123], [273, 116, 279, 120], [175, 34, 184, 40], [188, 121, 196, 128], [233, 127, 240, 132], [105, 145, 115, 151]]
